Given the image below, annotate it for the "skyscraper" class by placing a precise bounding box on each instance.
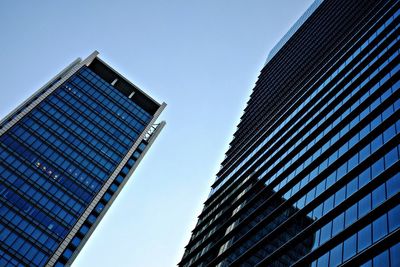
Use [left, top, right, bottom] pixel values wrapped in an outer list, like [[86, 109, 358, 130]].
[[0, 51, 166, 267], [180, 0, 400, 266]]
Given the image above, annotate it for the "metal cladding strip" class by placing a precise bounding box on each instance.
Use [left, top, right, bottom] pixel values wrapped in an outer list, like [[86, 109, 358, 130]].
[[0, 52, 94, 135], [65, 121, 166, 266], [46, 102, 167, 267]]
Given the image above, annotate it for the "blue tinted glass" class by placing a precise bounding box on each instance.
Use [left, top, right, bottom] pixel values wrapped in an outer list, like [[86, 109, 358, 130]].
[[388, 205, 400, 232], [390, 243, 400, 266], [343, 234, 356, 261], [329, 243, 342, 266], [345, 204, 358, 227], [358, 194, 371, 218], [360, 260, 372, 267], [373, 250, 389, 266], [332, 213, 344, 236], [371, 158, 384, 178], [320, 222, 332, 244], [358, 224, 372, 252], [317, 252, 329, 267], [386, 173, 400, 198], [372, 184, 386, 208], [372, 214, 388, 242]]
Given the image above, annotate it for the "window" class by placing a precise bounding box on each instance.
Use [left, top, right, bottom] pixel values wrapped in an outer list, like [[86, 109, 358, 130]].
[[372, 184, 386, 208], [317, 251, 329, 267], [62, 248, 73, 259], [79, 225, 89, 235], [358, 224, 372, 252], [345, 204, 357, 227], [373, 250, 389, 266], [388, 205, 400, 231], [320, 222, 332, 245], [372, 214, 388, 242], [71, 236, 81, 247], [329, 243, 343, 266], [358, 194, 371, 218], [390, 243, 400, 266], [343, 234, 356, 261]]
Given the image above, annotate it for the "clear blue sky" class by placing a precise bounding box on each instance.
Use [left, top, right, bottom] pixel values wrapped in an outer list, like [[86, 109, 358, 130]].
[[0, 1, 313, 266]]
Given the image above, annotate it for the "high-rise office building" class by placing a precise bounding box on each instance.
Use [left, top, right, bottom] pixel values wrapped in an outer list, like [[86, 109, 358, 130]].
[[180, 0, 400, 266], [0, 51, 166, 266]]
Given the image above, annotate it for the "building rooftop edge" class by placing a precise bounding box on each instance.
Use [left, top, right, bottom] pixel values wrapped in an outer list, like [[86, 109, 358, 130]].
[[85, 51, 164, 115], [264, 0, 324, 66]]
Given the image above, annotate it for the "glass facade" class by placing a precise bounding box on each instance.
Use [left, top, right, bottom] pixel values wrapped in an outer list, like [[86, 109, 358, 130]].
[[180, 0, 399, 266], [0, 52, 165, 266]]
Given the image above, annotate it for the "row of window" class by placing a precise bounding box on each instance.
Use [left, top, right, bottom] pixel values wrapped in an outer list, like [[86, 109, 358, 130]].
[[0, 149, 87, 226], [6, 127, 104, 193], [49, 93, 137, 158], [30, 110, 116, 173], [1, 141, 93, 201], [264, 62, 398, 198], [22, 114, 114, 176], [0, 160, 84, 215], [0, 164, 78, 228], [278, 93, 400, 211], [0, 246, 26, 267], [41, 98, 129, 155], [0, 182, 68, 236], [50, 89, 137, 150], [287, 113, 400, 212], [311, 204, 400, 267], [236, 144, 399, 266], [55, 142, 146, 266], [207, 9, 399, 221], [78, 68, 151, 123], [221, 114, 399, 265], [65, 81, 145, 136], [187, 17, 400, 265], [0, 222, 48, 266], [58, 85, 142, 141], [213, 9, 399, 195], [194, 62, 399, 246], [0, 205, 58, 251], [38, 104, 124, 162], [359, 242, 400, 267]]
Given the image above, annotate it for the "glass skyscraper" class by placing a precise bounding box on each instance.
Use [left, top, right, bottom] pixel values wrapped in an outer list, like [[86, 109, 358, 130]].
[[180, 0, 400, 266], [0, 51, 165, 266]]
